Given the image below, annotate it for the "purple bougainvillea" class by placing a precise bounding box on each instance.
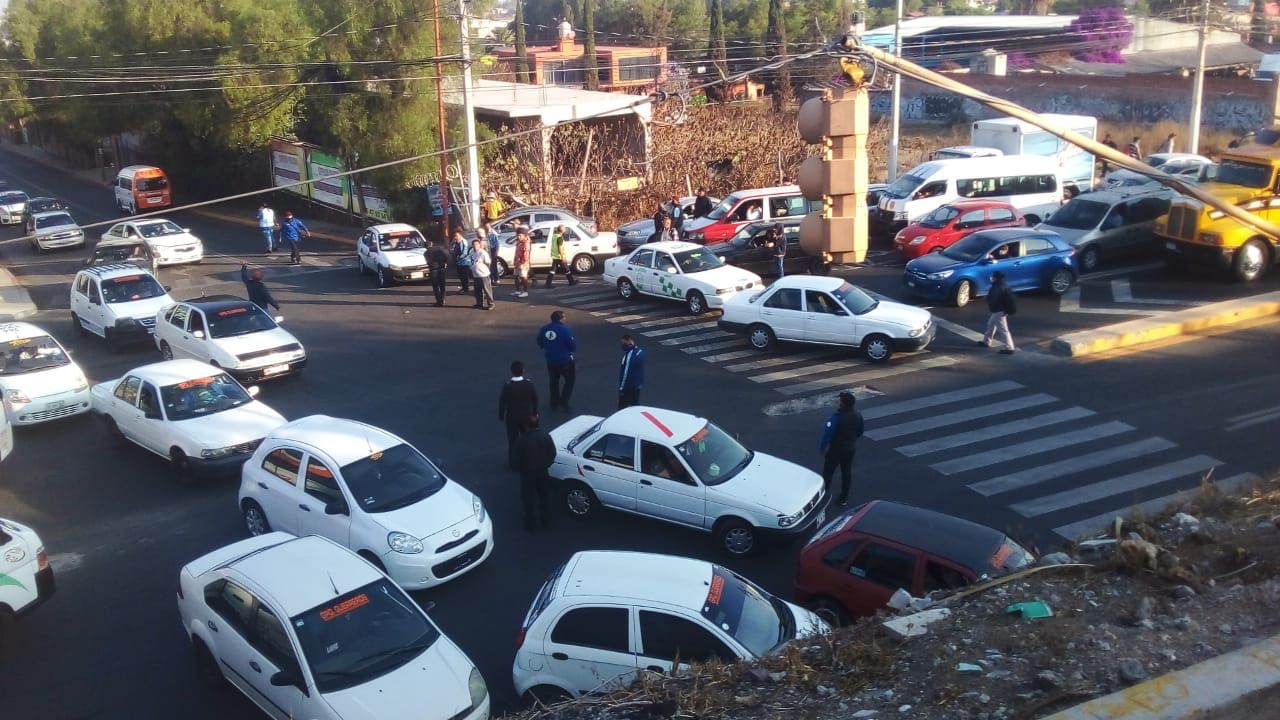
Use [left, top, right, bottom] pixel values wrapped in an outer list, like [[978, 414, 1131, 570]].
[[1067, 6, 1133, 64]]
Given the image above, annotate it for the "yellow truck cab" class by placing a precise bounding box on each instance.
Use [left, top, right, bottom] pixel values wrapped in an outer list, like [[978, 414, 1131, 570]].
[[1157, 144, 1280, 282]]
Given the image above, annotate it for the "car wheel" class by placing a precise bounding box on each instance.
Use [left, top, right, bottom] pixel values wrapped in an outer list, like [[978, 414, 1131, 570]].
[[1049, 268, 1074, 295], [1079, 245, 1100, 273], [807, 596, 852, 627], [715, 518, 757, 556], [192, 640, 225, 690], [1233, 239, 1269, 283], [159, 341, 173, 361], [170, 448, 193, 480], [377, 265, 392, 288], [748, 323, 776, 351], [564, 480, 597, 517], [104, 328, 122, 353], [103, 416, 127, 447], [862, 333, 893, 363], [71, 312, 87, 336], [494, 257, 509, 277], [32, 240, 44, 254], [572, 253, 595, 274], [525, 685, 572, 707], [928, 246, 943, 254], [617, 277, 637, 301], [1024, 214, 1041, 226], [953, 279, 973, 308], [242, 500, 270, 536], [687, 290, 707, 315]]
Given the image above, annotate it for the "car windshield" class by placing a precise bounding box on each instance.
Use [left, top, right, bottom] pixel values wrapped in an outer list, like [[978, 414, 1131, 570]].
[[886, 174, 925, 198], [700, 565, 792, 657], [35, 213, 74, 229], [1046, 198, 1109, 230], [919, 206, 960, 229], [159, 372, 252, 421], [986, 537, 1036, 577], [31, 199, 65, 213], [940, 234, 995, 262], [832, 282, 877, 314], [292, 578, 439, 694], [1216, 159, 1273, 189], [378, 231, 426, 250], [137, 221, 183, 238], [208, 304, 277, 338], [674, 248, 723, 274], [0, 192, 28, 205], [674, 422, 753, 486], [0, 334, 70, 375], [137, 176, 168, 191], [340, 442, 448, 513], [729, 223, 771, 247], [101, 274, 165, 304], [1145, 156, 1172, 169], [705, 196, 736, 221]]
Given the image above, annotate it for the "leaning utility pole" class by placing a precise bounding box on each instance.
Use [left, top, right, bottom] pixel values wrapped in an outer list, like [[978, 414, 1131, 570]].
[[1188, 0, 1211, 154], [459, 0, 482, 229], [432, 0, 451, 232], [888, 0, 904, 181]]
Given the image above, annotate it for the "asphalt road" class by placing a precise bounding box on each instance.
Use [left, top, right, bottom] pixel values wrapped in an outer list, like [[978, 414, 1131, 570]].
[[2, 150, 1279, 718]]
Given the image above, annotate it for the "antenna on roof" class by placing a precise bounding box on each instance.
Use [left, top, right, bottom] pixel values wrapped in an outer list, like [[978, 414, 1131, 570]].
[[326, 570, 340, 596]]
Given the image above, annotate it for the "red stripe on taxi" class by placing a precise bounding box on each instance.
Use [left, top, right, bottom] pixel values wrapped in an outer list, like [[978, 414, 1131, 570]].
[[640, 410, 674, 437]]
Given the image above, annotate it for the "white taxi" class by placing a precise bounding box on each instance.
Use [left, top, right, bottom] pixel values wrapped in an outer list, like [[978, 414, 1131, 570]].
[[177, 533, 490, 720], [100, 218, 204, 266], [69, 264, 174, 349], [0, 322, 91, 425], [0, 517, 55, 645], [29, 210, 85, 253], [0, 190, 28, 225], [550, 406, 828, 556], [90, 359, 286, 478], [153, 295, 307, 383], [238, 416, 493, 590], [718, 276, 935, 363], [514, 551, 827, 703], [602, 241, 762, 315], [356, 223, 431, 288], [493, 220, 618, 276]]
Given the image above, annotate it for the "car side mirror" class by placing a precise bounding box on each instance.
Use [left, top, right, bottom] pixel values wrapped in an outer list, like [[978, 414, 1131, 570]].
[[89, 296, 101, 305], [324, 500, 348, 516], [247, 385, 261, 397], [163, 285, 172, 292], [980, 257, 994, 265], [191, 330, 205, 339], [270, 669, 303, 689], [183, 228, 192, 233], [144, 408, 162, 420], [273, 316, 284, 324]]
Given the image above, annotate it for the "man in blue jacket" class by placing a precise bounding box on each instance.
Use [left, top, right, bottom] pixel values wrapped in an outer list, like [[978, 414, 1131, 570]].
[[278, 210, 310, 265], [618, 334, 645, 409], [819, 391, 864, 506], [536, 310, 576, 412]]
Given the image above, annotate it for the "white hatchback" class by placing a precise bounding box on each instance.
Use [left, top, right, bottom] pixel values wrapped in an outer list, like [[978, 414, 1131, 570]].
[[238, 415, 493, 590], [0, 322, 91, 425], [356, 224, 431, 288], [154, 296, 307, 383], [69, 264, 174, 349], [602, 241, 762, 315], [177, 533, 490, 720], [100, 218, 204, 266], [513, 550, 827, 702]]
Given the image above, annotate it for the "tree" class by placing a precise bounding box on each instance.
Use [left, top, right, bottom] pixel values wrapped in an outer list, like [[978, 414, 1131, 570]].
[[708, 0, 728, 79], [583, 0, 599, 90], [766, 0, 793, 109], [514, 0, 530, 80], [1065, 5, 1132, 63]]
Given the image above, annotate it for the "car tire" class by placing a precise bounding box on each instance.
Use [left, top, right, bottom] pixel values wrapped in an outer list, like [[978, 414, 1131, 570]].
[[242, 500, 270, 536], [104, 328, 122, 353], [617, 277, 637, 301], [808, 257, 831, 276], [1079, 245, 1100, 273], [572, 253, 595, 274], [715, 517, 757, 556], [170, 447, 194, 480], [1233, 239, 1270, 283], [494, 257, 509, 277], [525, 685, 572, 707], [71, 312, 87, 336], [1049, 268, 1074, 295], [687, 290, 707, 315], [564, 480, 597, 517], [159, 341, 173, 361], [953, 279, 973, 308], [377, 265, 392, 288], [748, 323, 776, 351], [928, 246, 944, 254], [192, 640, 225, 690], [862, 333, 893, 363], [103, 416, 127, 447], [807, 596, 852, 627], [32, 240, 44, 254]]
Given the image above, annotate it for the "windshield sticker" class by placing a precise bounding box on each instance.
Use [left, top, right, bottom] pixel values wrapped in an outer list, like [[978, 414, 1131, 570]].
[[176, 376, 217, 390], [989, 542, 1014, 568], [708, 463, 720, 476], [706, 574, 725, 605], [319, 593, 369, 621], [7, 338, 31, 347], [107, 275, 143, 284], [217, 307, 249, 316], [640, 411, 674, 437]]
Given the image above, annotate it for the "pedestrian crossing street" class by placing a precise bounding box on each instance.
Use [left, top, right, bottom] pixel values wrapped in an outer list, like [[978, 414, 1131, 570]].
[[543, 280, 961, 399], [860, 380, 1259, 540]]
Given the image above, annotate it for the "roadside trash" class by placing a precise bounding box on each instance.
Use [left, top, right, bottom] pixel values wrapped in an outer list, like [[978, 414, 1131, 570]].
[[888, 588, 934, 614], [956, 662, 983, 673], [883, 608, 952, 638], [1006, 599, 1053, 620]]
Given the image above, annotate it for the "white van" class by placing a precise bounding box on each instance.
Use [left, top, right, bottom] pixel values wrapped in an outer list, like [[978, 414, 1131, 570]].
[[875, 155, 1061, 232]]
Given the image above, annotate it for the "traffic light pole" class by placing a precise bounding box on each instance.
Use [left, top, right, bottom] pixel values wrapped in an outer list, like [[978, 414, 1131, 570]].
[[887, 0, 904, 182], [797, 80, 871, 264]]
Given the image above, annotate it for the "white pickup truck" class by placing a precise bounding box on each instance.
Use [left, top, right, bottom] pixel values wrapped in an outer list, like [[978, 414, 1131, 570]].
[[1, 516, 55, 647]]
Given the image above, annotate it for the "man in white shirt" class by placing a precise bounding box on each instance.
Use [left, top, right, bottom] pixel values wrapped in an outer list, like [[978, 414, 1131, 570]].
[[469, 238, 495, 310], [257, 203, 276, 253]]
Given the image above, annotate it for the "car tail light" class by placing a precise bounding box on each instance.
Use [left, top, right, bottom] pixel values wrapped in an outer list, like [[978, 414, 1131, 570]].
[[36, 547, 49, 572], [515, 626, 527, 649]]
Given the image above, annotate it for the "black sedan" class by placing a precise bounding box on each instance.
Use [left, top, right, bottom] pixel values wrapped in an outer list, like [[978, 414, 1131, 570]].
[[704, 220, 829, 277]]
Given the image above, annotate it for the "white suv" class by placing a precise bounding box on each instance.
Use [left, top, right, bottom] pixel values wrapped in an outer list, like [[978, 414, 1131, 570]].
[[29, 210, 85, 253], [0, 322, 91, 425], [69, 264, 173, 350]]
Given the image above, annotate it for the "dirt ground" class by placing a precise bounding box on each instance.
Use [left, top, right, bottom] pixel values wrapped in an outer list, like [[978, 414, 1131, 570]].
[[506, 476, 1280, 720]]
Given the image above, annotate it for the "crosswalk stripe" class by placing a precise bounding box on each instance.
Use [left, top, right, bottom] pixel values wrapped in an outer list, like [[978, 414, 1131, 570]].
[[749, 359, 863, 383], [775, 355, 959, 396], [867, 394, 1059, 441], [601, 313, 650, 322], [621, 315, 696, 329], [968, 436, 1177, 497], [862, 381, 1025, 421], [680, 340, 745, 354], [724, 352, 839, 372], [699, 348, 758, 362], [932, 421, 1135, 476], [660, 330, 732, 346], [1052, 472, 1259, 540], [576, 298, 635, 310], [551, 285, 612, 299], [643, 320, 720, 337], [1011, 454, 1221, 518], [897, 407, 1095, 457]]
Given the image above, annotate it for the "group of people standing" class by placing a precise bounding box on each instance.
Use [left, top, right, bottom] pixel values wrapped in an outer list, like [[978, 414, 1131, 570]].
[[434, 221, 578, 310], [255, 203, 311, 265], [647, 187, 716, 244]]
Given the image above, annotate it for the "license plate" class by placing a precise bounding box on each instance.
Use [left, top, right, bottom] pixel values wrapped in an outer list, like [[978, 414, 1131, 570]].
[[147, 197, 162, 204], [47, 400, 67, 411], [816, 509, 827, 526], [1165, 241, 1176, 251], [409, 271, 424, 279], [264, 364, 289, 376]]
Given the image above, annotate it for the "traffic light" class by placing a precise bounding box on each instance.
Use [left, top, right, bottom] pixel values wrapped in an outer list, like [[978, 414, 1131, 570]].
[[797, 87, 869, 263]]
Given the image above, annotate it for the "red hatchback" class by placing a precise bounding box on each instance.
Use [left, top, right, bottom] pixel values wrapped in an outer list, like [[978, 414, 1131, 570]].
[[792, 500, 1035, 624], [893, 200, 1024, 259]]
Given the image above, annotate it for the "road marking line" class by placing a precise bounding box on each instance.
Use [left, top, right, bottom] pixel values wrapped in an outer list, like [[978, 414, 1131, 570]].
[[775, 355, 959, 396], [1059, 286, 1153, 315], [550, 285, 613, 299], [700, 349, 759, 362], [659, 330, 732, 346], [621, 315, 700, 329], [1110, 279, 1189, 306], [1052, 471, 1259, 539], [762, 386, 887, 416], [1079, 261, 1164, 281], [862, 380, 1024, 420], [575, 298, 635, 310], [933, 420, 1134, 475], [680, 340, 745, 354], [724, 351, 839, 372], [600, 313, 649, 322], [1011, 454, 1221, 518], [897, 406, 1095, 457], [749, 359, 864, 383], [642, 320, 720, 337], [867, 393, 1059, 441], [862, 289, 983, 341], [1225, 406, 1280, 432]]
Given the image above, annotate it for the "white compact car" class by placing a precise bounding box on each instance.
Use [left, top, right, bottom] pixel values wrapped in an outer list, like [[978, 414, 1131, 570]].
[[90, 359, 286, 478], [0, 517, 55, 641], [70, 264, 174, 349], [177, 533, 490, 720], [238, 415, 493, 590], [514, 550, 827, 702], [356, 223, 431, 288], [494, 220, 618, 276], [100, 218, 204, 266], [603, 241, 762, 315], [0, 190, 29, 225], [550, 406, 827, 556], [0, 322, 91, 425], [154, 296, 307, 383], [718, 276, 935, 363], [29, 210, 86, 253]]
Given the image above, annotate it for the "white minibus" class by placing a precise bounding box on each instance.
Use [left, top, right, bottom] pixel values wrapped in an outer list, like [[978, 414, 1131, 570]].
[[875, 155, 1062, 232]]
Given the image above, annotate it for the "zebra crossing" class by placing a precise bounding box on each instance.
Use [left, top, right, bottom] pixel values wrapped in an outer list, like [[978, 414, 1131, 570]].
[[860, 380, 1258, 540], [542, 280, 960, 398]]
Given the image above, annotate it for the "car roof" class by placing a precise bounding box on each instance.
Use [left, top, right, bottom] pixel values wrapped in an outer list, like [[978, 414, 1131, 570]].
[[0, 190, 28, 198], [222, 534, 383, 617], [31, 210, 74, 220], [635, 240, 703, 253], [1070, 187, 1170, 204], [849, 500, 1007, 575], [369, 223, 421, 235], [500, 205, 581, 218], [126, 218, 174, 227], [267, 415, 403, 467], [95, 237, 147, 248], [725, 185, 801, 200], [939, 198, 1019, 210], [79, 263, 159, 280], [0, 322, 51, 342], [603, 405, 707, 444], [770, 275, 845, 292], [561, 551, 713, 609], [182, 295, 251, 310], [26, 196, 58, 203], [965, 227, 1056, 244], [126, 359, 226, 385]]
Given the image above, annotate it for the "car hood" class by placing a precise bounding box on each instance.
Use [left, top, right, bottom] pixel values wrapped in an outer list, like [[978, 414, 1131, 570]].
[[34, 223, 81, 236], [322, 641, 475, 720], [381, 249, 428, 267], [370, 481, 476, 538], [690, 264, 762, 288], [618, 218, 655, 236], [145, 232, 199, 249], [702, 240, 738, 256], [683, 216, 714, 233], [110, 294, 174, 321], [0, 362, 86, 398], [905, 251, 967, 274], [896, 221, 938, 240], [211, 327, 302, 357], [866, 299, 933, 329], [551, 415, 605, 450], [176, 402, 287, 448], [1036, 224, 1092, 243], [712, 452, 822, 514]]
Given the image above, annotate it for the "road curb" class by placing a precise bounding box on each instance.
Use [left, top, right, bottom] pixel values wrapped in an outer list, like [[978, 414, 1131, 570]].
[[1050, 291, 1280, 357], [0, 266, 37, 320], [1044, 632, 1280, 719]]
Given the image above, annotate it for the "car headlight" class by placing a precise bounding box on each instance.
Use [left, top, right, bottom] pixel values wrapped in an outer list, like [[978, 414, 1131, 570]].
[[4, 388, 31, 404], [927, 270, 953, 280], [1198, 233, 1223, 246], [909, 236, 926, 245], [73, 376, 89, 392], [716, 287, 734, 295], [908, 326, 926, 338], [473, 495, 487, 523], [201, 446, 237, 459], [468, 667, 488, 708], [388, 264, 404, 272], [388, 531, 424, 554], [1208, 210, 1225, 220], [778, 510, 803, 528]]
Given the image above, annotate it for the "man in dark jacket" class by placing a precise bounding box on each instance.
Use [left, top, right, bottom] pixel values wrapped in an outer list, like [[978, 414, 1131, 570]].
[[536, 311, 576, 411], [819, 391, 864, 505], [979, 270, 1017, 354], [617, 334, 645, 409], [693, 188, 713, 218], [240, 264, 279, 312], [499, 361, 540, 471], [516, 416, 557, 531], [427, 239, 449, 306]]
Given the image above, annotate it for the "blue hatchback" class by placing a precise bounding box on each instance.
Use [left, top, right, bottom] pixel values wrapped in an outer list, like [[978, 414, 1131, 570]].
[[903, 228, 1077, 307]]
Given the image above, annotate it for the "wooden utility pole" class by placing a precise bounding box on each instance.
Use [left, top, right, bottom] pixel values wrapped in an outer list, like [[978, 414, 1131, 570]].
[[432, 0, 451, 233]]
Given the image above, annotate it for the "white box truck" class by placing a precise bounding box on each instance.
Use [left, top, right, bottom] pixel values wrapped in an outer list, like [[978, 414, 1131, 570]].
[[971, 114, 1097, 195]]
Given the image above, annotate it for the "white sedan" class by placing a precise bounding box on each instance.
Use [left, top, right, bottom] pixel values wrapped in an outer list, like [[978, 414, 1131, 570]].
[[238, 415, 493, 590], [177, 533, 490, 720], [603, 241, 762, 315], [550, 406, 828, 556], [0, 322, 91, 425], [718, 276, 935, 363], [356, 223, 431, 288], [100, 218, 204, 266], [493, 220, 618, 276], [90, 359, 286, 478], [154, 296, 306, 383]]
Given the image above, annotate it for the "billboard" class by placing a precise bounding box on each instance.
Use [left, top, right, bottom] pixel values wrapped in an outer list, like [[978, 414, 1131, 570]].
[[360, 185, 392, 222], [308, 150, 350, 210], [270, 139, 308, 198]]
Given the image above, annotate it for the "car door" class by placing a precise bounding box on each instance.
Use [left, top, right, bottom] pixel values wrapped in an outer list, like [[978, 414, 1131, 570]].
[[1018, 236, 1060, 290], [132, 381, 169, 454], [83, 277, 109, 336], [984, 240, 1030, 290], [986, 206, 1019, 230], [635, 441, 706, 528], [162, 304, 193, 358], [759, 287, 805, 340], [951, 208, 986, 243], [110, 375, 144, 441], [650, 251, 681, 299], [803, 290, 854, 345], [842, 540, 922, 618], [635, 610, 740, 675], [244, 601, 313, 720], [71, 275, 99, 336], [295, 453, 353, 545], [579, 433, 639, 511], [357, 231, 374, 270], [185, 309, 212, 363], [542, 605, 638, 695], [202, 578, 262, 699], [528, 228, 553, 268], [1122, 195, 1171, 254], [625, 248, 655, 290], [254, 447, 305, 535]]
